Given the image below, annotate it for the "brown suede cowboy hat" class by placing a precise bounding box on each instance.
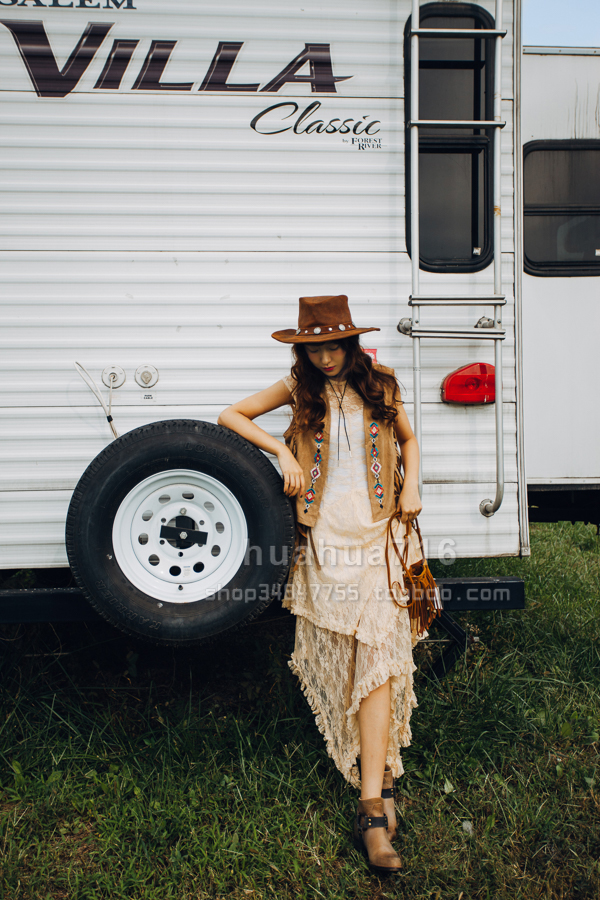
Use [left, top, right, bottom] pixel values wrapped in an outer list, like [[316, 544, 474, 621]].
[[272, 294, 380, 344]]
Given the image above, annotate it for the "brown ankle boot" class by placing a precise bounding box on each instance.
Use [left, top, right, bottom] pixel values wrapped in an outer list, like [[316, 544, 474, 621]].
[[352, 797, 402, 876], [381, 765, 397, 841]]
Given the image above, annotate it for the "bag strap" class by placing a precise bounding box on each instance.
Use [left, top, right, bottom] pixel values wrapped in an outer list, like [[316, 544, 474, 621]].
[[410, 517, 426, 561], [386, 512, 425, 580], [385, 510, 413, 610]]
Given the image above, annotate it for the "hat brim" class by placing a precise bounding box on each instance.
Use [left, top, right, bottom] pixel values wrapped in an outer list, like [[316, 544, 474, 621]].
[[272, 326, 380, 344]]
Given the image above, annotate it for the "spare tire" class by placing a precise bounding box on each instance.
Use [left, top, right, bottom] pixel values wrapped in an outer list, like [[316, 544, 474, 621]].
[[66, 420, 294, 645]]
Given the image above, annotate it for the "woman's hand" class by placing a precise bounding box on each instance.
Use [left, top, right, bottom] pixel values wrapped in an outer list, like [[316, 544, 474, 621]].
[[277, 446, 305, 498], [393, 406, 421, 524], [398, 481, 422, 524]]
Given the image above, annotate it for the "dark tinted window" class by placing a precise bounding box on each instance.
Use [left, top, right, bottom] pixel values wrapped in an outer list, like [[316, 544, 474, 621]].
[[525, 216, 600, 264], [524, 149, 600, 206], [419, 16, 488, 130], [405, 3, 495, 273], [420, 149, 486, 262], [523, 142, 600, 276]]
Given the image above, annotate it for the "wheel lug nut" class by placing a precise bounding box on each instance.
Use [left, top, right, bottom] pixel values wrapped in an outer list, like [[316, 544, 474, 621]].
[[180, 508, 186, 515]]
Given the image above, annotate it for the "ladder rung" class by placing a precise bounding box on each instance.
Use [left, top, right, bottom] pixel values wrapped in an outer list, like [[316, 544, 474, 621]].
[[409, 296, 506, 307], [411, 28, 506, 38], [409, 119, 505, 129], [411, 326, 506, 340]]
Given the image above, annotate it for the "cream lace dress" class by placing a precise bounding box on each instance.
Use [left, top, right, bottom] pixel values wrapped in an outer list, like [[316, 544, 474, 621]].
[[281, 376, 424, 788]]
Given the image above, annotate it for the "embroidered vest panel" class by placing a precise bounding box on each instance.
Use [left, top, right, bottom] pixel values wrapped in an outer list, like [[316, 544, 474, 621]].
[[283, 365, 401, 527]]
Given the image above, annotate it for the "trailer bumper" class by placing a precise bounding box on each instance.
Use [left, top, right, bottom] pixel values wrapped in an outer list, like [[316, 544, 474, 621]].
[[0, 577, 525, 623]]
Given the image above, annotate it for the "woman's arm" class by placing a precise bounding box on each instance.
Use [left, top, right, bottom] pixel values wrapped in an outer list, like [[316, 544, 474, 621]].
[[218, 380, 305, 498], [393, 402, 422, 522]]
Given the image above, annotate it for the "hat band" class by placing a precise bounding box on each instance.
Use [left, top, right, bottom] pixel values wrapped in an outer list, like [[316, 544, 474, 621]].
[[296, 322, 355, 336]]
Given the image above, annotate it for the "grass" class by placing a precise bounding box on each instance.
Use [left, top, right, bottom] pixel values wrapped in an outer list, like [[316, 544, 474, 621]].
[[0, 520, 599, 899]]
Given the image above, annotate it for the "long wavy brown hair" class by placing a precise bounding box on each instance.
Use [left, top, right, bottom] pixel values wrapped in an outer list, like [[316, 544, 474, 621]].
[[290, 335, 401, 431]]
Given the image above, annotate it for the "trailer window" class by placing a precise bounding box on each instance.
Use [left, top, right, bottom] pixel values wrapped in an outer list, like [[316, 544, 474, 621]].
[[523, 141, 600, 277], [404, 3, 495, 273]]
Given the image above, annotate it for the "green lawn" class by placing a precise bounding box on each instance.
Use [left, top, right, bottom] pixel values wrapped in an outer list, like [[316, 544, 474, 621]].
[[1, 521, 599, 899]]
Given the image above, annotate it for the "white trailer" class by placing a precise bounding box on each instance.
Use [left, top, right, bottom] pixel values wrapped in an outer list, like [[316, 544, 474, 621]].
[[521, 45, 600, 526], [0, 0, 527, 645]]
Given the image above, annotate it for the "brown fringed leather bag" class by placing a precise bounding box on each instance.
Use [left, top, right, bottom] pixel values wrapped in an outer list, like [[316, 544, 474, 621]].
[[385, 511, 443, 636]]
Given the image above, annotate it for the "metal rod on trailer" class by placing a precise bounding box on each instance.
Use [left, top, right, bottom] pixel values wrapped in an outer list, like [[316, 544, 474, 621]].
[[411, 28, 507, 37], [410, 328, 505, 339], [482, 0, 505, 517], [410, 0, 423, 497], [411, 119, 504, 127], [409, 296, 507, 307]]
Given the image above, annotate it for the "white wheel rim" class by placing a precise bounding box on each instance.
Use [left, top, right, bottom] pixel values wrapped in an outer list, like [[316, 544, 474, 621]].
[[112, 469, 248, 604]]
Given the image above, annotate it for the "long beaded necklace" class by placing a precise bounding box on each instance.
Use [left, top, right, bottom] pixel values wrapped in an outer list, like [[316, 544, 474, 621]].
[[326, 377, 352, 461]]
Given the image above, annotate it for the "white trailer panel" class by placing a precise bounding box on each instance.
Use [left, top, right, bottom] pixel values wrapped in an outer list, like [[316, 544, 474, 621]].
[[521, 50, 600, 484], [0, 0, 524, 570]]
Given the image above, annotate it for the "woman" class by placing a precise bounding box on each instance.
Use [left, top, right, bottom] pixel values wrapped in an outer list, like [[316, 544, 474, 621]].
[[218, 294, 424, 876]]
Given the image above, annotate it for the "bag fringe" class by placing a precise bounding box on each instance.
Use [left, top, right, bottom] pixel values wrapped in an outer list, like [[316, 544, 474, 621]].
[[385, 512, 443, 636]]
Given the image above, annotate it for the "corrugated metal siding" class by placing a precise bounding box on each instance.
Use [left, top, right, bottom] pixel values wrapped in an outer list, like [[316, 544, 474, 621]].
[[0, 96, 515, 252], [0, 95, 406, 252], [419, 483, 521, 559], [0, 0, 521, 566], [0, 251, 517, 407], [0, 401, 518, 492], [0, 491, 73, 568]]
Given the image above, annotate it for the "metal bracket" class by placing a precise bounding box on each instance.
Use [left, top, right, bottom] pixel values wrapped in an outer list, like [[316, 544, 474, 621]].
[[480, 498, 496, 517]]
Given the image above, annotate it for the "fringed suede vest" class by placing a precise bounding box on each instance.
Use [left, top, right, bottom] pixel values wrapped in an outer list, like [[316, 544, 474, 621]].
[[283, 365, 402, 527]]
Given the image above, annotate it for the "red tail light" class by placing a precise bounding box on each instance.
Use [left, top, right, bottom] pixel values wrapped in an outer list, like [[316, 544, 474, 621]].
[[441, 363, 495, 404]]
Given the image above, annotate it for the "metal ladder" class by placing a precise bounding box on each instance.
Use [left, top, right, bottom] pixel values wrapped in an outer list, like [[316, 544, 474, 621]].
[[401, 0, 507, 518]]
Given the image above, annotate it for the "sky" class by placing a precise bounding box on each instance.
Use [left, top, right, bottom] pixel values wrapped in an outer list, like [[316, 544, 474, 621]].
[[523, 0, 600, 47]]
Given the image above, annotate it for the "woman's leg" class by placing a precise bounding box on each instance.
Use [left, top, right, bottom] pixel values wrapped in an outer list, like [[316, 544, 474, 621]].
[[357, 679, 390, 799], [357, 679, 399, 863]]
